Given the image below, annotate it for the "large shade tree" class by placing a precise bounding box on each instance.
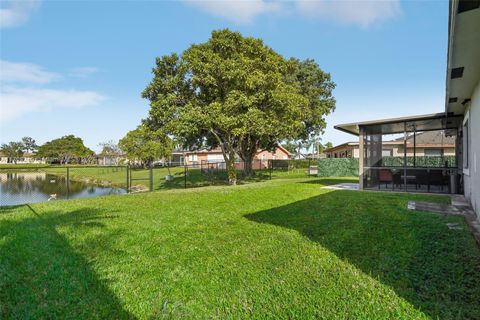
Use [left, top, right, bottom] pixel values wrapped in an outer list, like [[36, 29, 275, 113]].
[[37, 135, 95, 164], [0, 142, 24, 164], [21, 137, 38, 153], [119, 125, 173, 167], [143, 29, 335, 184]]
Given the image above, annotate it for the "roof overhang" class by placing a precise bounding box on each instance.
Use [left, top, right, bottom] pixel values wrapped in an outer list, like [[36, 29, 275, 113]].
[[334, 112, 463, 136], [445, 0, 480, 115], [323, 142, 358, 153]]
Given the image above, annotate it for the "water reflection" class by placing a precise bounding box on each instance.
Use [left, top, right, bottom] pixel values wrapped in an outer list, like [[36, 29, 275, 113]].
[[0, 172, 126, 206]]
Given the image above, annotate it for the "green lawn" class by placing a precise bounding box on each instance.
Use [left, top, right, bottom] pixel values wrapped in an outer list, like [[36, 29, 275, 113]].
[[1, 177, 479, 319]]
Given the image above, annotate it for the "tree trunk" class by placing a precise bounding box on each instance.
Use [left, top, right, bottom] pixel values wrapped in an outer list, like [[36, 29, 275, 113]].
[[208, 130, 237, 185], [226, 150, 237, 185], [243, 154, 255, 177], [239, 137, 258, 177]]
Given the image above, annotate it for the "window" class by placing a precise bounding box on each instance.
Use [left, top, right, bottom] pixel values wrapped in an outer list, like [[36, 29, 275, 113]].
[[463, 118, 469, 169], [382, 149, 393, 157], [189, 154, 198, 161], [206, 154, 222, 162], [424, 149, 443, 157]]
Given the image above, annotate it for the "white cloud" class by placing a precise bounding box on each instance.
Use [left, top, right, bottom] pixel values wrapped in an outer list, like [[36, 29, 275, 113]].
[[0, 60, 105, 122], [68, 67, 99, 79], [0, 0, 40, 28], [0, 86, 105, 122], [296, 0, 401, 28], [185, 0, 283, 24], [186, 0, 401, 27], [0, 60, 60, 84]]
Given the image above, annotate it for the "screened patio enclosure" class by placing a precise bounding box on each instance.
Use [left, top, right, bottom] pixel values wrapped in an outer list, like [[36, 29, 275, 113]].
[[335, 113, 464, 194]]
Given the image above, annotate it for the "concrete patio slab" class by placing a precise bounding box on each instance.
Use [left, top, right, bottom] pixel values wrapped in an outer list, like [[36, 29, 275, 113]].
[[321, 183, 359, 191]]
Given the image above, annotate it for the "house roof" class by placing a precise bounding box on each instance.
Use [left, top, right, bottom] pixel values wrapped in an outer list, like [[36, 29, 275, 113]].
[[276, 145, 291, 155], [323, 142, 358, 153], [334, 112, 463, 136], [445, 0, 480, 115], [326, 130, 455, 153], [400, 130, 456, 146]]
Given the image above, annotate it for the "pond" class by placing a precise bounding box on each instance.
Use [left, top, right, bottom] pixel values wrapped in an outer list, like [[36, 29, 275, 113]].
[[0, 172, 126, 206]]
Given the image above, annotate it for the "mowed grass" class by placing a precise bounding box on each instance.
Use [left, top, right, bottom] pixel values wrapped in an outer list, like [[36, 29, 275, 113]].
[[1, 177, 480, 319]]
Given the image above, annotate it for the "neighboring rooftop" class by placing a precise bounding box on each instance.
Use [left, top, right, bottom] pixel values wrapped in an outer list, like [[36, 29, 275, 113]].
[[334, 112, 463, 136]]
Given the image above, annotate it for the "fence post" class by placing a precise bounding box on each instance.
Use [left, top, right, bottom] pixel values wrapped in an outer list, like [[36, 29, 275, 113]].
[[66, 167, 70, 199], [184, 163, 187, 189], [270, 160, 272, 180], [126, 165, 130, 193], [149, 165, 153, 192]]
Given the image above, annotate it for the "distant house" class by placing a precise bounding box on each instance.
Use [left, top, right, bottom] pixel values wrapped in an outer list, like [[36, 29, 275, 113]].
[[324, 131, 456, 159], [303, 153, 327, 160], [323, 142, 360, 158], [96, 154, 126, 166], [171, 145, 291, 168], [0, 152, 45, 164]]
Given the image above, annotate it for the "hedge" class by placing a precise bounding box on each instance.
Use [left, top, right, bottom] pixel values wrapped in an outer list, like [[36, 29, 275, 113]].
[[382, 156, 456, 168], [317, 158, 359, 177]]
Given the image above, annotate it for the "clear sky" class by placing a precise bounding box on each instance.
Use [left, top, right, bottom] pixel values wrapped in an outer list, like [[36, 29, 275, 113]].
[[0, 0, 449, 152]]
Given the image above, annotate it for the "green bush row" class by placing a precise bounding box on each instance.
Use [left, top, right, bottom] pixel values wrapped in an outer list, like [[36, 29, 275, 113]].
[[317, 155, 456, 177], [379, 156, 456, 168], [317, 158, 359, 177]]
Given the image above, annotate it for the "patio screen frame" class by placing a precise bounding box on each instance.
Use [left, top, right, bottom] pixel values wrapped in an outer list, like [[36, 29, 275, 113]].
[[337, 113, 463, 194]]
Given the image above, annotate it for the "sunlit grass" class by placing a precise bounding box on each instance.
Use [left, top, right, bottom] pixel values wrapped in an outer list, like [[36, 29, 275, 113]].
[[1, 177, 479, 319]]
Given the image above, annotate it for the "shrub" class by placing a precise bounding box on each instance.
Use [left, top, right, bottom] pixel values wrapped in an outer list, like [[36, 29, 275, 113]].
[[317, 158, 359, 177], [381, 156, 456, 168]]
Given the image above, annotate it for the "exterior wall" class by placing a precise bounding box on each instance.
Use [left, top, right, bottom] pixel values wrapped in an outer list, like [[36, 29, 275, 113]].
[[184, 152, 213, 166], [254, 148, 289, 161], [353, 148, 360, 158], [325, 145, 357, 158], [0, 156, 45, 164], [463, 80, 480, 220], [183, 147, 290, 166]]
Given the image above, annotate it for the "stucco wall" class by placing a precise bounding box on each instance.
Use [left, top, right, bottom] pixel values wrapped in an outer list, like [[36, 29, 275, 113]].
[[353, 148, 360, 158], [184, 147, 289, 166], [463, 80, 480, 220], [255, 149, 289, 161]]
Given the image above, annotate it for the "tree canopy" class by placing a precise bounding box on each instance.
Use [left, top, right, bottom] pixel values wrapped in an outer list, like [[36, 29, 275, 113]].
[[119, 125, 173, 166], [21, 137, 38, 153], [99, 140, 122, 157], [0, 142, 24, 163], [37, 135, 95, 164], [143, 29, 335, 184]]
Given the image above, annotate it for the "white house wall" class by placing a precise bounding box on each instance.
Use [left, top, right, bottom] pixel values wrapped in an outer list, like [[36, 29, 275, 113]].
[[463, 80, 480, 221], [353, 148, 360, 158]]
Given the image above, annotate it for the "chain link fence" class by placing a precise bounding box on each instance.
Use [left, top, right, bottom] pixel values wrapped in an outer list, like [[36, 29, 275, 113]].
[[0, 160, 319, 206]]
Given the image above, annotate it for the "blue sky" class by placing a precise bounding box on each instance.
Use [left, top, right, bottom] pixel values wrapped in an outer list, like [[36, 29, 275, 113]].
[[0, 0, 449, 151]]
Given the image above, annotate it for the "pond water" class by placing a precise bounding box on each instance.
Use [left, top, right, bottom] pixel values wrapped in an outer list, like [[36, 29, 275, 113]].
[[0, 172, 126, 206]]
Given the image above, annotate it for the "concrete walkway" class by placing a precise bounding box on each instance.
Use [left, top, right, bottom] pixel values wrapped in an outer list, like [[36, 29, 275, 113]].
[[408, 195, 480, 246], [321, 183, 359, 191]]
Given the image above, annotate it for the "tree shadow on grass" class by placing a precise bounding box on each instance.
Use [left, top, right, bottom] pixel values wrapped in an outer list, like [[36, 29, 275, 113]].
[[0, 205, 135, 319], [245, 190, 480, 319]]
